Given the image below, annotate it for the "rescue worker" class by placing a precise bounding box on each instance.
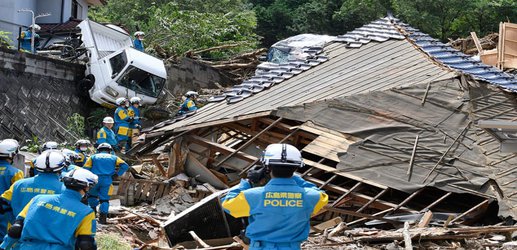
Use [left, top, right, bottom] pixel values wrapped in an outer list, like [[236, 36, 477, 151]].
[[133, 31, 145, 52], [84, 143, 129, 224], [128, 97, 143, 149], [0, 151, 66, 249], [96, 117, 118, 151], [39, 141, 59, 154], [178, 91, 198, 115], [0, 139, 24, 241], [74, 140, 91, 167], [3, 168, 98, 250], [18, 25, 40, 53], [61, 149, 80, 177], [222, 144, 328, 250], [113, 97, 132, 152]]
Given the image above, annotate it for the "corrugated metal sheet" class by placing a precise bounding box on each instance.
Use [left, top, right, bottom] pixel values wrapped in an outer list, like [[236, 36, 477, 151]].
[[156, 38, 456, 133]]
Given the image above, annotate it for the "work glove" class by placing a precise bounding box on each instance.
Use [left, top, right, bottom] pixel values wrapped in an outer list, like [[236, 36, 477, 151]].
[[247, 165, 268, 185]]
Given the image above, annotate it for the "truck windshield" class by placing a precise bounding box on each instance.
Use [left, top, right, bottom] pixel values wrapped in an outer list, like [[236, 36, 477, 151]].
[[116, 66, 165, 98]]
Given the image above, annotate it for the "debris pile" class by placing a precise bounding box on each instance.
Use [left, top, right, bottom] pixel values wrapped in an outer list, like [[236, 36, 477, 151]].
[[449, 33, 498, 55]]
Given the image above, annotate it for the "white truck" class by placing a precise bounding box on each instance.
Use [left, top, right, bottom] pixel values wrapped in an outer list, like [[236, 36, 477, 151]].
[[77, 20, 167, 107]]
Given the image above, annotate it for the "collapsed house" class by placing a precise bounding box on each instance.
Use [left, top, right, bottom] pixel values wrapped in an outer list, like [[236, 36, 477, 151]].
[[128, 17, 517, 247]]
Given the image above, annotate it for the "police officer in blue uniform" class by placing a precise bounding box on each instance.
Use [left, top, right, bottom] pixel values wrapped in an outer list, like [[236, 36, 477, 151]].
[[0, 151, 66, 249], [178, 91, 198, 115], [2, 168, 98, 250], [0, 139, 24, 241], [222, 144, 328, 250], [83, 143, 129, 224], [96, 117, 118, 151], [74, 140, 91, 167], [113, 98, 132, 152]]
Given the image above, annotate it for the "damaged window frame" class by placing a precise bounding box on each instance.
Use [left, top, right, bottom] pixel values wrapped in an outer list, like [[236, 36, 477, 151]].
[[115, 65, 166, 98]]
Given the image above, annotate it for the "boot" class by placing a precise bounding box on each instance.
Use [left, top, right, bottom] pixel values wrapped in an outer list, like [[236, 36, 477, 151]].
[[99, 213, 108, 224], [90, 206, 97, 215]]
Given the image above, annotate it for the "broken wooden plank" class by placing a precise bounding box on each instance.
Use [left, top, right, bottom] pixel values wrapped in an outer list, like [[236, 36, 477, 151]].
[[324, 206, 402, 226], [422, 123, 471, 183], [356, 188, 388, 213], [314, 217, 343, 232], [152, 155, 168, 177], [215, 117, 283, 168], [185, 153, 228, 189], [421, 192, 452, 212], [403, 222, 412, 250], [450, 199, 490, 223], [189, 231, 210, 248], [417, 211, 433, 228], [332, 182, 362, 207], [470, 32, 484, 54], [407, 135, 419, 181], [187, 135, 258, 163]]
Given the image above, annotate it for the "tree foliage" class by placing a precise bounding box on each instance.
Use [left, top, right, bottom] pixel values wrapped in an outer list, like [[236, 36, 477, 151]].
[[251, 0, 517, 46], [91, 0, 517, 52], [90, 0, 257, 59]]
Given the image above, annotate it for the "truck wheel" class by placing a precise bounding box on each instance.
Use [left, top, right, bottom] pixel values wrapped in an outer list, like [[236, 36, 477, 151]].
[[78, 74, 95, 91]]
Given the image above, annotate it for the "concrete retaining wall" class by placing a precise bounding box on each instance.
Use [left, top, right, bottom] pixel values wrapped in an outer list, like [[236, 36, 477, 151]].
[[0, 47, 91, 143]]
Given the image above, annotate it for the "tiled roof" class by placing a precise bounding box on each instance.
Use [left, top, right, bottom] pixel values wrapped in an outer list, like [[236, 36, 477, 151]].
[[38, 19, 82, 35], [398, 23, 517, 90], [149, 17, 457, 133]]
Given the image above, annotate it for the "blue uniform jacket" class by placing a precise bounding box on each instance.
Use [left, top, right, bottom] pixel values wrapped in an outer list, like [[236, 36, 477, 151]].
[[222, 176, 328, 247], [19, 30, 40, 51], [1, 173, 65, 219], [134, 39, 144, 52], [0, 160, 24, 238], [128, 106, 141, 129], [114, 107, 131, 138], [83, 153, 129, 176], [96, 126, 117, 148], [73, 149, 87, 167], [180, 98, 197, 112], [15, 190, 96, 250]]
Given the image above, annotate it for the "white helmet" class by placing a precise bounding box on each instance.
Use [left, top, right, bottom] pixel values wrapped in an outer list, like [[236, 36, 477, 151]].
[[261, 144, 304, 168], [0, 139, 20, 158], [63, 168, 98, 190], [185, 91, 199, 98], [42, 141, 59, 151], [102, 116, 114, 124], [115, 97, 128, 106], [62, 149, 80, 164], [130, 96, 142, 105], [134, 31, 145, 36], [97, 143, 113, 152], [34, 150, 66, 173], [29, 24, 41, 31], [75, 139, 91, 149]]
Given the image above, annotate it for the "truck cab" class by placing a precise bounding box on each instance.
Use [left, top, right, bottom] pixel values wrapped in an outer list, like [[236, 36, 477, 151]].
[[78, 20, 167, 107]]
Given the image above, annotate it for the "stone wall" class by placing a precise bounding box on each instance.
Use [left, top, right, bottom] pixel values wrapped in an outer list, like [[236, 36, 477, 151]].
[[166, 57, 238, 96], [0, 47, 92, 143]]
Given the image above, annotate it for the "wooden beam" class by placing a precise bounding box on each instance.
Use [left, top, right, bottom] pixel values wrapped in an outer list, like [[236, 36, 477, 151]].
[[390, 189, 423, 215], [214, 118, 283, 168], [324, 206, 402, 226], [407, 135, 419, 181], [423, 123, 471, 183], [319, 175, 337, 189], [187, 135, 258, 163], [421, 192, 452, 212], [151, 155, 167, 177], [450, 199, 490, 224], [356, 188, 389, 213], [258, 117, 293, 131], [347, 208, 393, 227], [332, 182, 362, 207], [304, 159, 388, 189], [470, 32, 484, 54]]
